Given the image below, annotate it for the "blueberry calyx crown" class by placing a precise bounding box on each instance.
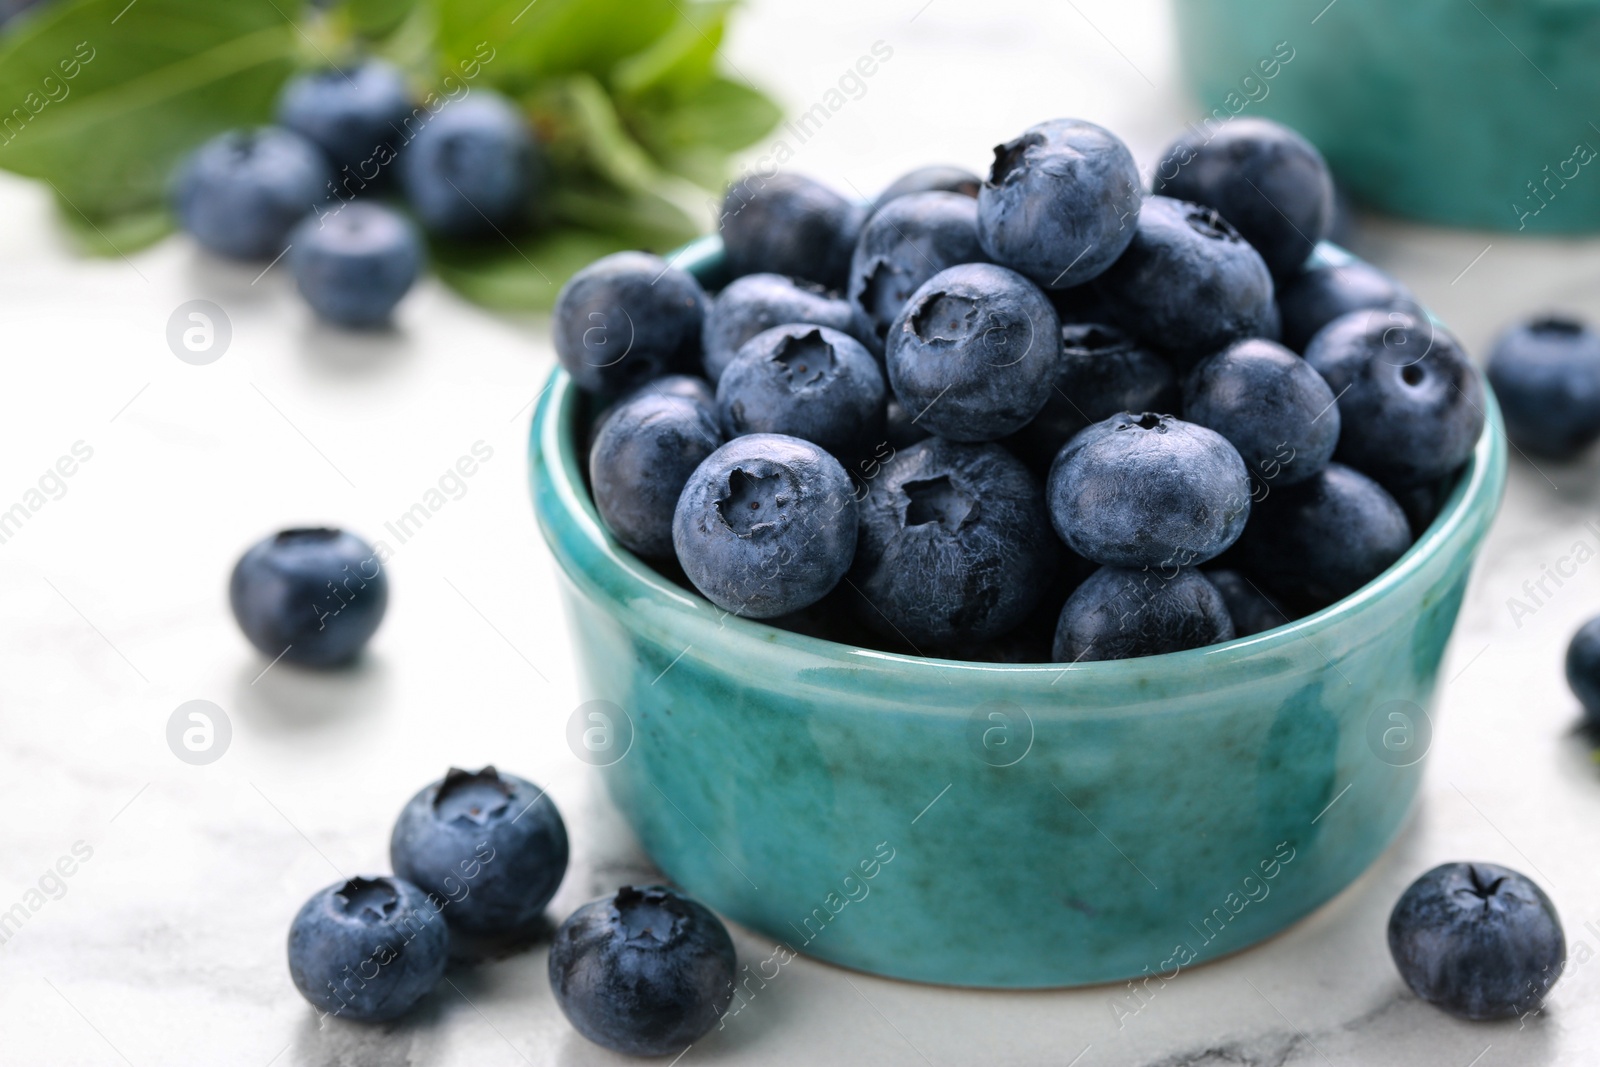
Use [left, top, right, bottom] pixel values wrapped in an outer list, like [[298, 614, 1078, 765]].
[[911, 291, 977, 344], [773, 330, 836, 389], [988, 132, 1043, 187], [433, 765, 514, 827], [1182, 204, 1239, 243], [1114, 412, 1171, 434], [334, 876, 400, 922], [1454, 863, 1510, 910], [1528, 316, 1583, 338], [717, 468, 789, 538], [274, 527, 343, 545], [903, 475, 977, 533], [610, 885, 686, 948]]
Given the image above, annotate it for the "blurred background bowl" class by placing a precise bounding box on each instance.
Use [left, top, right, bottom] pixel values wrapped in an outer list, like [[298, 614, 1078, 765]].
[[1174, 0, 1600, 233]]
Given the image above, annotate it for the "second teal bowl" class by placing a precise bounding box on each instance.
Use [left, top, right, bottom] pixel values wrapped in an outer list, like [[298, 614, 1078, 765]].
[[530, 240, 1507, 987]]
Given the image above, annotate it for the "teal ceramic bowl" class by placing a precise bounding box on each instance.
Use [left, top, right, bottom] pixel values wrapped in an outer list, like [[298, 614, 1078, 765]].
[[529, 239, 1507, 988], [1174, 0, 1600, 233]]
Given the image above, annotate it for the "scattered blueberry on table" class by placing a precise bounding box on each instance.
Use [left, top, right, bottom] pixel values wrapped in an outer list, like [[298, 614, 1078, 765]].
[[398, 90, 539, 238], [1565, 614, 1600, 724], [1487, 314, 1600, 459], [287, 875, 449, 1022], [549, 885, 738, 1057], [288, 202, 424, 327], [173, 127, 328, 261], [276, 59, 414, 179], [391, 766, 569, 940], [1388, 862, 1565, 1021], [229, 527, 387, 667]]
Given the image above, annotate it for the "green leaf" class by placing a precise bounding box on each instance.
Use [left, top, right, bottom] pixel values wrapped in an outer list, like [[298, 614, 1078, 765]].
[[626, 75, 781, 187], [52, 194, 173, 256], [527, 72, 672, 196], [344, 0, 417, 38], [610, 0, 733, 99], [0, 0, 302, 223], [429, 0, 676, 91]]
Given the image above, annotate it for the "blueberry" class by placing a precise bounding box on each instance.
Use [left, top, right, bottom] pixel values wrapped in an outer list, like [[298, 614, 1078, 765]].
[[977, 118, 1141, 288], [229, 527, 387, 667], [702, 274, 861, 382], [673, 434, 858, 618], [1486, 315, 1600, 459], [1276, 258, 1417, 353], [885, 263, 1061, 442], [288, 203, 424, 327], [276, 60, 413, 178], [1304, 310, 1485, 487], [1182, 338, 1340, 488], [399, 92, 536, 237], [1090, 196, 1276, 363], [1205, 567, 1293, 637], [720, 172, 864, 290], [586, 375, 716, 458], [1053, 566, 1234, 662], [884, 396, 931, 450], [1007, 322, 1178, 471], [549, 885, 736, 1057], [590, 393, 722, 559], [1047, 412, 1251, 569], [553, 251, 708, 395], [390, 766, 568, 939], [287, 875, 448, 1022], [1565, 615, 1600, 723], [173, 127, 328, 260], [1388, 862, 1565, 1021], [1237, 462, 1411, 610], [716, 325, 885, 461], [1391, 477, 1452, 535], [849, 191, 987, 348], [871, 164, 982, 214], [850, 438, 1055, 649], [1153, 117, 1334, 279]]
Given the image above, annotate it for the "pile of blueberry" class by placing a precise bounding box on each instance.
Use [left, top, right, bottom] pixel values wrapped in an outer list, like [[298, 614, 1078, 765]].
[[563, 116, 1486, 661], [286, 765, 735, 1054], [173, 59, 537, 327]]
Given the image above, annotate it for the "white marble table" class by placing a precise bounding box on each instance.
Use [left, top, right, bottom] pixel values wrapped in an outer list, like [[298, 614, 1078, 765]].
[[2, 1, 1598, 1063]]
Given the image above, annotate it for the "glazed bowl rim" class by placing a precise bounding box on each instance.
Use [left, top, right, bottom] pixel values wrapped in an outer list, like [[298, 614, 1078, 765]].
[[530, 237, 1507, 689]]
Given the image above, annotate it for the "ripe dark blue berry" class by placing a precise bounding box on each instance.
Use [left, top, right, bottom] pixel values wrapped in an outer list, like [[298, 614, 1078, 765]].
[[720, 172, 864, 290], [849, 191, 987, 347], [1053, 566, 1234, 662], [1090, 195, 1276, 362], [851, 438, 1054, 649], [287, 875, 448, 1022], [1486, 314, 1600, 459], [229, 527, 387, 667], [553, 251, 708, 395], [1565, 615, 1600, 723], [1276, 258, 1417, 353], [871, 164, 981, 214], [1206, 567, 1293, 637], [702, 273, 861, 382], [173, 127, 328, 260], [390, 766, 568, 939], [1153, 117, 1334, 279], [399, 92, 536, 237], [289, 202, 423, 327], [1008, 322, 1177, 471], [716, 325, 885, 461], [1048, 412, 1251, 569], [1238, 462, 1411, 610], [673, 434, 858, 618], [977, 118, 1141, 288], [885, 262, 1061, 442], [549, 885, 736, 1057], [1305, 310, 1485, 487], [1182, 338, 1340, 487], [276, 60, 413, 177], [591, 393, 723, 559], [1388, 862, 1565, 1021]]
